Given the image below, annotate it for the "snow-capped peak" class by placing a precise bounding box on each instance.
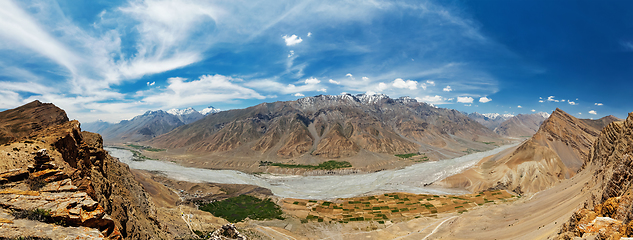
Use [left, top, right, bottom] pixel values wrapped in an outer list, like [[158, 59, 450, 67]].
[[481, 113, 514, 119], [167, 107, 197, 116], [200, 106, 220, 115], [536, 112, 551, 119]]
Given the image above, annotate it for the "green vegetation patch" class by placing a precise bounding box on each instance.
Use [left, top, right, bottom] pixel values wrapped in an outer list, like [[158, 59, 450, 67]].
[[263, 160, 352, 170], [395, 153, 419, 158], [199, 195, 283, 223], [126, 144, 165, 152], [130, 150, 157, 161]]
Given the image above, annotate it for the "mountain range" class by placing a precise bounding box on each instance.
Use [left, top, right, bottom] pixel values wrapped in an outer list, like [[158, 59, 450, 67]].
[[82, 106, 220, 142], [467, 112, 550, 137]]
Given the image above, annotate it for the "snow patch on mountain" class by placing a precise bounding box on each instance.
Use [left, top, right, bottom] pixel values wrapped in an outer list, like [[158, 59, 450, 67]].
[[200, 106, 221, 115], [167, 107, 198, 116]]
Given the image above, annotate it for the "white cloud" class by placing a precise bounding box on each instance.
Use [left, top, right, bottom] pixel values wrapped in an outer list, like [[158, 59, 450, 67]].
[[517, 105, 522, 108], [346, 73, 354, 78], [362, 77, 369, 81], [317, 88, 327, 92], [539, 100, 544, 103], [531, 109, 536, 112], [416, 95, 445, 103], [478, 96, 492, 103], [328, 79, 340, 85], [547, 96, 557, 102], [443, 85, 452, 92], [294, 93, 304, 97], [457, 96, 474, 103], [447, 98, 454, 101], [304, 77, 320, 84], [595, 103, 603, 106], [307, 32, 312, 37], [426, 80, 435, 86], [282, 34, 303, 46], [376, 82, 388, 91], [568, 101, 577, 105], [392, 78, 418, 90], [142, 74, 265, 108], [288, 50, 295, 58], [578, 112, 582, 115], [589, 110, 597, 115], [147, 81, 155, 86], [247, 78, 327, 95]]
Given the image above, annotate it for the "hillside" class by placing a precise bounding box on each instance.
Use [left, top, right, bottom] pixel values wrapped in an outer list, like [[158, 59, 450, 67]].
[[0, 100, 68, 144], [146, 94, 505, 172], [579, 115, 622, 131], [467, 112, 514, 130], [493, 113, 549, 137], [439, 108, 604, 194], [558, 113, 633, 239]]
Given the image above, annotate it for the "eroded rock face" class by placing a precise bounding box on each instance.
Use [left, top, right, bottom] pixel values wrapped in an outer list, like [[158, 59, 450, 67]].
[[558, 112, 633, 239], [0, 148, 121, 239], [0, 102, 170, 239]]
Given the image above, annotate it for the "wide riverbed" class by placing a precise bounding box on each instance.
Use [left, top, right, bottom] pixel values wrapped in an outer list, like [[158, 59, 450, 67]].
[[106, 144, 517, 199]]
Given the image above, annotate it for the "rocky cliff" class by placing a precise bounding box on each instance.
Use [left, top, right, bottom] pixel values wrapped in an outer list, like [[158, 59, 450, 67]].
[[0, 102, 168, 239], [558, 113, 633, 239]]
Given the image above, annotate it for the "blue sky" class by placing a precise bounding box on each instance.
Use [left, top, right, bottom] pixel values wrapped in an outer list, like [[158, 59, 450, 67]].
[[0, 0, 631, 123]]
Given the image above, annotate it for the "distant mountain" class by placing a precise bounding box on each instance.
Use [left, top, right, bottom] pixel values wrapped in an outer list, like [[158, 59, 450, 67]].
[[493, 113, 550, 137], [146, 94, 504, 170], [0, 100, 68, 144], [200, 106, 221, 115], [95, 110, 185, 142], [81, 120, 112, 133], [579, 115, 621, 131], [441, 108, 602, 194], [467, 112, 514, 130], [84, 106, 221, 143]]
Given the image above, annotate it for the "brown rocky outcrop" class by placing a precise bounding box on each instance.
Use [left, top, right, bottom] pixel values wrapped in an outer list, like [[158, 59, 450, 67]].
[[558, 112, 633, 239], [0, 100, 68, 145], [0, 101, 169, 239]]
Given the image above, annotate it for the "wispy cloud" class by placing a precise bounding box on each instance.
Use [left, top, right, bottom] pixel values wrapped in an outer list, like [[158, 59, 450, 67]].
[[589, 110, 597, 115], [142, 74, 266, 108]]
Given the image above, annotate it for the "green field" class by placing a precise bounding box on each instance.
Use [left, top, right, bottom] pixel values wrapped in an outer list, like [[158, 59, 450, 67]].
[[199, 195, 283, 223], [126, 144, 165, 152], [262, 160, 352, 170]]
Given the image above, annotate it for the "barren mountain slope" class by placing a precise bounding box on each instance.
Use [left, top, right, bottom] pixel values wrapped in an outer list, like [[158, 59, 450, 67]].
[[557, 113, 633, 239], [440, 108, 600, 194], [147, 94, 504, 171], [579, 115, 621, 131], [0, 100, 68, 144], [97, 110, 185, 143], [494, 113, 549, 137]]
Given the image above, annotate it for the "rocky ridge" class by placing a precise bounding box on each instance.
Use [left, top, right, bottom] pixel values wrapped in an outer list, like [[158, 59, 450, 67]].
[[0, 102, 169, 239], [440, 108, 607, 195], [558, 112, 633, 239]]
